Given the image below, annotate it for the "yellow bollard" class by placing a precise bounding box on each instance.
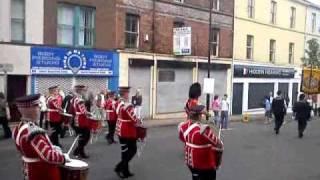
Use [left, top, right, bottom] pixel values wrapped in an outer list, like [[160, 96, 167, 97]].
[[242, 113, 250, 123]]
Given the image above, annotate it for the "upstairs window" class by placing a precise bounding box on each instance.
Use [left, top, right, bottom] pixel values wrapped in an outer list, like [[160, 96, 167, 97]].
[[246, 35, 254, 60], [125, 14, 139, 49], [290, 7, 296, 28], [248, 0, 255, 18], [11, 0, 25, 42], [210, 28, 220, 57], [289, 43, 294, 64], [312, 13, 316, 33], [269, 39, 276, 63], [270, 1, 277, 24]]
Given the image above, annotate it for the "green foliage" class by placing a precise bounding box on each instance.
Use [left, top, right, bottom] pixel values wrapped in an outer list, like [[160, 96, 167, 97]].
[[302, 38, 320, 68]]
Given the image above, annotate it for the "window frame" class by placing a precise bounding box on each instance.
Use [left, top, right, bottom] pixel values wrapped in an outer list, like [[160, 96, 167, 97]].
[[269, 39, 276, 63], [248, 0, 255, 18], [246, 35, 254, 60], [289, 42, 294, 64], [174, 0, 184, 4], [270, 1, 277, 24], [213, 0, 220, 11], [78, 6, 96, 47], [290, 7, 296, 29], [125, 14, 140, 49], [210, 28, 220, 57], [312, 13, 316, 33], [11, 0, 25, 42]]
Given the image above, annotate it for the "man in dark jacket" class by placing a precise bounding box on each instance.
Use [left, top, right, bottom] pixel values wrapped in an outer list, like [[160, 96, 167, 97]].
[[272, 90, 287, 135], [293, 94, 312, 138]]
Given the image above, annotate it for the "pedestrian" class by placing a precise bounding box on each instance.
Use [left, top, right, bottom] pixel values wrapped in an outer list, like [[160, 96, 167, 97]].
[[12, 94, 69, 180], [271, 90, 287, 135], [220, 94, 229, 129], [60, 91, 75, 138], [0, 92, 12, 138], [211, 95, 221, 125], [178, 105, 223, 180], [104, 91, 118, 144], [264, 95, 272, 124], [39, 93, 47, 128], [293, 94, 312, 138], [185, 82, 202, 118], [72, 85, 91, 159], [132, 88, 143, 119], [115, 86, 142, 178]]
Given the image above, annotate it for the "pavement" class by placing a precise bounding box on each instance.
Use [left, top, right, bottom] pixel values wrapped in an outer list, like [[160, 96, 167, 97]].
[[1, 116, 320, 180]]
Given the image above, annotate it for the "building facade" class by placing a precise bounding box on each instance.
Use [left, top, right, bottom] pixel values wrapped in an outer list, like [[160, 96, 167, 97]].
[[116, 0, 234, 118], [233, 0, 308, 115]]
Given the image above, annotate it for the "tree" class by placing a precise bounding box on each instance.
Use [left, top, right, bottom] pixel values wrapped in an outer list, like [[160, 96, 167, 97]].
[[301, 38, 320, 68]]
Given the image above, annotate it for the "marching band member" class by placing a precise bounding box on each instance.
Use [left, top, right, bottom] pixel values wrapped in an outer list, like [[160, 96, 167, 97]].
[[13, 94, 70, 180], [72, 85, 91, 159], [185, 82, 202, 118], [47, 85, 63, 147], [179, 105, 223, 180], [104, 91, 118, 144], [115, 87, 141, 178]]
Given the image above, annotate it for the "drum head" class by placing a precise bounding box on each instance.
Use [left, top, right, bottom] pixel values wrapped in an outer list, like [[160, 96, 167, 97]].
[[64, 159, 88, 170]]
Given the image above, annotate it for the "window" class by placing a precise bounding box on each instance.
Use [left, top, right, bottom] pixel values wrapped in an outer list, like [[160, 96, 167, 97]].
[[11, 0, 25, 42], [210, 29, 220, 57], [57, 4, 95, 47], [269, 39, 276, 63], [174, 0, 184, 3], [312, 13, 316, 33], [246, 35, 254, 60], [270, 1, 277, 24], [173, 21, 185, 28], [248, 0, 255, 18], [289, 43, 294, 64], [290, 7, 296, 28], [213, 0, 220, 11], [125, 14, 139, 49], [158, 70, 175, 82]]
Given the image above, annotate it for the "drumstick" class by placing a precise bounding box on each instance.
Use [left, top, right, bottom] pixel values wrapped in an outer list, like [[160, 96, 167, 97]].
[[67, 135, 80, 156], [218, 123, 221, 139]]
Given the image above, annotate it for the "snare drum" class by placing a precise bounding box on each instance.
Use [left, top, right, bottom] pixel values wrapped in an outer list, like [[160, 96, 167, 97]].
[[60, 159, 88, 180], [60, 112, 73, 123], [88, 118, 102, 132], [136, 126, 147, 140]]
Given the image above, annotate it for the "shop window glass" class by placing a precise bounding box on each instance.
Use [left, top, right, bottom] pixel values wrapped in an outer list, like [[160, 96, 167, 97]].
[[11, 0, 25, 42], [248, 83, 274, 109]]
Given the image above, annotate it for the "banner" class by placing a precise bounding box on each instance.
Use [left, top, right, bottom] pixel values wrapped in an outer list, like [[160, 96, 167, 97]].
[[31, 46, 117, 76], [173, 27, 191, 56], [301, 68, 320, 94]]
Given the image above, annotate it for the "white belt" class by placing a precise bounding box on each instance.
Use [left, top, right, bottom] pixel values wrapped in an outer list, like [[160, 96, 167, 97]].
[[22, 156, 40, 163], [118, 118, 131, 122], [76, 112, 84, 115], [47, 109, 59, 112], [186, 142, 212, 149], [106, 110, 113, 113]]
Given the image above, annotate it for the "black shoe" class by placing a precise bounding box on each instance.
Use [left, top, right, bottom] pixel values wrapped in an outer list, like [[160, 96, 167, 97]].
[[80, 151, 89, 159], [299, 133, 303, 138], [124, 171, 134, 177], [275, 130, 279, 135], [114, 168, 127, 179], [73, 148, 80, 157]]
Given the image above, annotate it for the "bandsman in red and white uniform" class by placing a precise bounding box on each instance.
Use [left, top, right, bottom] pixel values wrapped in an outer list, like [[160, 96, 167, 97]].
[[104, 91, 118, 144], [185, 82, 202, 119], [13, 94, 70, 180], [179, 105, 223, 180], [46, 85, 63, 147], [114, 87, 141, 178], [72, 85, 91, 159]]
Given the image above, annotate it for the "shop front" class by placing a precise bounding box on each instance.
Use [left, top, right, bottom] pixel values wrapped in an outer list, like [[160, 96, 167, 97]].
[[30, 46, 119, 95], [232, 64, 300, 115]]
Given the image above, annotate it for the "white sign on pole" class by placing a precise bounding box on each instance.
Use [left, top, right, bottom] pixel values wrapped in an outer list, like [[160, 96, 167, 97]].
[[0, 63, 14, 72], [203, 78, 215, 94], [173, 27, 192, 56]]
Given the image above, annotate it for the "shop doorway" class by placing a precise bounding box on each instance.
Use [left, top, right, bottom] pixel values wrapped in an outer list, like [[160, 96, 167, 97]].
[[7, 75, 27, 122]]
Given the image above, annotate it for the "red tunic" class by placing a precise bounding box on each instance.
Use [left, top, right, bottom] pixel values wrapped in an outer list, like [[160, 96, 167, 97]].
[[47, 96, 62, 123], [13, 122, 65, 180], [73, 97, 89, 129], [178, 120, 223, 170], [116, 101, 140, 139], [104, 98, 117, 123]]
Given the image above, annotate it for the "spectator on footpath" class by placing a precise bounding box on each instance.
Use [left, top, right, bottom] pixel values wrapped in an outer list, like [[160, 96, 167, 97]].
[[132, 88, 143, 119], [0, 92, 12, 138], [293, 94, 312, 138], [264, 95, 272, 124], [269, 91, 274, 104], [220, 94, 229, 130], [211, 95, 221, 125], [39, 93, 47, 128], [272, 90, 287, 135]]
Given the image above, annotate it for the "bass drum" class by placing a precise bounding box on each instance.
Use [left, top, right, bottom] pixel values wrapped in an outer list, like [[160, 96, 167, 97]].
[[60, 159, 89, 180]]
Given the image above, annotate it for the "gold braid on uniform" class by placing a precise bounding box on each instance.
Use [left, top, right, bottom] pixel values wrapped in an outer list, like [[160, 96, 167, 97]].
[[27, 122, 46, 142]]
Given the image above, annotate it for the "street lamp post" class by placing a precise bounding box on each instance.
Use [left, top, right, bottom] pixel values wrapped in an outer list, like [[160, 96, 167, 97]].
[[206, 0, 213, 116]]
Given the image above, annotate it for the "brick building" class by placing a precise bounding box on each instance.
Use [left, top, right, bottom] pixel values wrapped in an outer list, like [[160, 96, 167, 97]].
[[0, 0, 233, 119]]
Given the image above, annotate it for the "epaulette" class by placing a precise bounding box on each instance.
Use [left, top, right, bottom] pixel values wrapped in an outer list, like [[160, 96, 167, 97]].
[[27, 122, 46, 142], [199, 124, 209, 134], [124, 102, 133, 110]]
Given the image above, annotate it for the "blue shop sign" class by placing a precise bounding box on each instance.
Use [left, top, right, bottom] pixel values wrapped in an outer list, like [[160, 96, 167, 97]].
[[31, 46, 117, 76]]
